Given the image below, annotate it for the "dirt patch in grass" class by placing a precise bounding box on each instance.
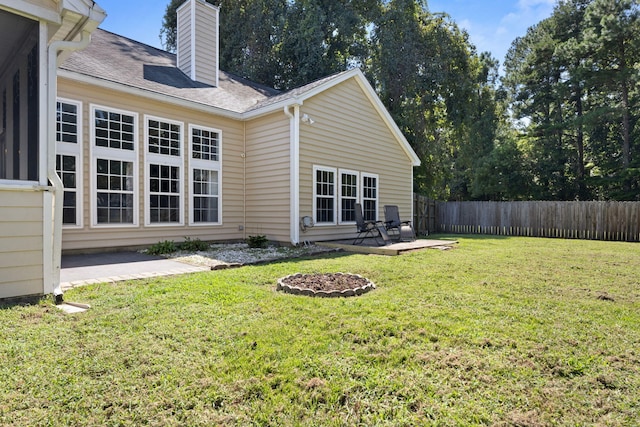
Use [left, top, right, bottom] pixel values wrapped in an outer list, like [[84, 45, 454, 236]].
[[280, 273, 371, 292], [277, 273, 376, 297]]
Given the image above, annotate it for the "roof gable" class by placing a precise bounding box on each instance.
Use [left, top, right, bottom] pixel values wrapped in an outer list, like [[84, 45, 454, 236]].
[[250, 69, 420, 167]]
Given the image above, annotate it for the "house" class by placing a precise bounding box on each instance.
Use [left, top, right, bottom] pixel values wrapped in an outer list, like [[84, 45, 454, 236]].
[[0, 0, 420, 300]]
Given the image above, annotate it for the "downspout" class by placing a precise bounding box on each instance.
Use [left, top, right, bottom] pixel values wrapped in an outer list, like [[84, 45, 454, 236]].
[[242, 120, 246, 240], [284, 103, 301, 245], [47, 30, 92, 300]]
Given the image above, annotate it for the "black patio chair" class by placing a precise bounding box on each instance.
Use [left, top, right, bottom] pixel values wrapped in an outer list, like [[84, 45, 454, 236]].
[[353, 203, 390, 246], [384, 205, 415, 242]]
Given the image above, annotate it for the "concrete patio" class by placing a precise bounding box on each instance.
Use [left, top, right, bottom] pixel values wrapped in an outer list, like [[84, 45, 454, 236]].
[[318, 238, 457, 255]]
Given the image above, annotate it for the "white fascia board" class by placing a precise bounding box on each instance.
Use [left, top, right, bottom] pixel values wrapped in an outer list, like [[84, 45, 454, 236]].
[[352, 70, 421, 167], [295, 68, 362, 101], [242, 98, 302, 120], [61, 0, 107, 24], [58, 69, 244, 120], [243, 70, 359, 120]]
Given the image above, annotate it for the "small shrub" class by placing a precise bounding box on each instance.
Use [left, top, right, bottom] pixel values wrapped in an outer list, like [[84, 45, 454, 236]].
[[147, 240, 178, 255], [180, 237, 209, 252], [247, 235, 268, 248]]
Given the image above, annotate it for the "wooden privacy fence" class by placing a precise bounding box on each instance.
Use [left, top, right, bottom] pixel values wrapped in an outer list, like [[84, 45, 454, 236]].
[[413, 194, 436, 235], [434, 201, 640, 242]]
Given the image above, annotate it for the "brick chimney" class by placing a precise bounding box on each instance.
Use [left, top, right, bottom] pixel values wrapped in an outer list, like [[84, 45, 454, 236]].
[[176, 0, 219, 87]]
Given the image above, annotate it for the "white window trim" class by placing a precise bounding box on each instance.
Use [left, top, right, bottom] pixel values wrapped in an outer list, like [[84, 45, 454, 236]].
[[144, 115, 184, 226], [312, 165, 337, 226], [338, 168, 359, 225], [55, 97, 83, 229], [361, 172, 379, 222], [188, 124, 222, 226], [89, 104, 139, 228]]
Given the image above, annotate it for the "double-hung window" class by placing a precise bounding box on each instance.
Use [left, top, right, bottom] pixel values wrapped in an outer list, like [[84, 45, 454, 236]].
[[313, 166, 337, 225], [55, 98, 82, 227], [91, 105, 138, 226], [339, 169, 359, 224], [361, 173, 379, 222], [145, 116, 183, 225], [189, 125, 221, 224]]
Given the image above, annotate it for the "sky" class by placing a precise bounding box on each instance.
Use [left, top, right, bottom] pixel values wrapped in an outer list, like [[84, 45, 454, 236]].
[[96, 0, 556, 66]]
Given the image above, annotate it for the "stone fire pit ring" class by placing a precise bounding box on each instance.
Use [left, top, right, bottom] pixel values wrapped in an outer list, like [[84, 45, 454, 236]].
[[277, 273, 376, 298]]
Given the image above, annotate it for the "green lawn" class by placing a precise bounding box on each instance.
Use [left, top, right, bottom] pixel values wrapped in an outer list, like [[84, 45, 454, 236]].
[[1, 236, 639, 426]]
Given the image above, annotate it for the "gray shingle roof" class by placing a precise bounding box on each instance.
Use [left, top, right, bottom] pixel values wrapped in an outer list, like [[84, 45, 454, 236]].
[[61, 29, 281, 113]]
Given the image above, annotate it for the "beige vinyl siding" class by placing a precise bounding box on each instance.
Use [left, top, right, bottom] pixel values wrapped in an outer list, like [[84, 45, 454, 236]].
[[0, 190, 43, 298], [299, 78, 414, 241], [193, 6, 217, 86], [176, 3, 192, 77], [57, 77, 246, 252], [176, 0, 218, 86], [244, 112, 291, 242]]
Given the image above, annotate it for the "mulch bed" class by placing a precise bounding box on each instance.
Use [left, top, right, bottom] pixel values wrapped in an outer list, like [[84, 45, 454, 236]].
[[277, 273, 375, 297]]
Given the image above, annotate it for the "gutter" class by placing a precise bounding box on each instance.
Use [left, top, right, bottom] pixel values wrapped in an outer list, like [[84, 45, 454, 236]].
[[47, 30, 92, 300], [284, 103, 301, 245]]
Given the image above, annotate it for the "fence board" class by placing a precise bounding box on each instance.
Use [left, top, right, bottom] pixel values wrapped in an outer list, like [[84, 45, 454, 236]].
[[434, 200, 640, 242]]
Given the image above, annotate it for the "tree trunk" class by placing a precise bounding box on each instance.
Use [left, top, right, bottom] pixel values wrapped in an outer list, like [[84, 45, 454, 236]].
[[575, 85, 586, 199], [621, 79, 631, 169]]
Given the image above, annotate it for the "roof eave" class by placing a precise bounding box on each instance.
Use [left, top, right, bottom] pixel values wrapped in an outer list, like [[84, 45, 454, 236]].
[[62, 0, 107, 25], [58, 69, 245, 120]]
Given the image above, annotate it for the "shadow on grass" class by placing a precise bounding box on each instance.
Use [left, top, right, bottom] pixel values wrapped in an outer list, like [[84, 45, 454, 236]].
[[0, 294, 51, 310], [427, 233, 513, 241]]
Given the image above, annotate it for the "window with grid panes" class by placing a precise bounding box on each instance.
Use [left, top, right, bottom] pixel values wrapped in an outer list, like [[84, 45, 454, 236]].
[[361, 173, 378, 221], [56, 154, 78, 224], [149, 164, 180, 223], [339, 170, 358, 223], [192, 169, 219, 223], [189, 124, 221, 224], [55, 99, 82, 226], [191, 127, 218, 161], [56, 101, 78, 144], [148, 119, 180, 156], [145, 116, 182, 225], [96, 158, 134, 224], [92, 105, 137, 226], [314, 167, 336, 224], [94, 109, 135, 150]]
